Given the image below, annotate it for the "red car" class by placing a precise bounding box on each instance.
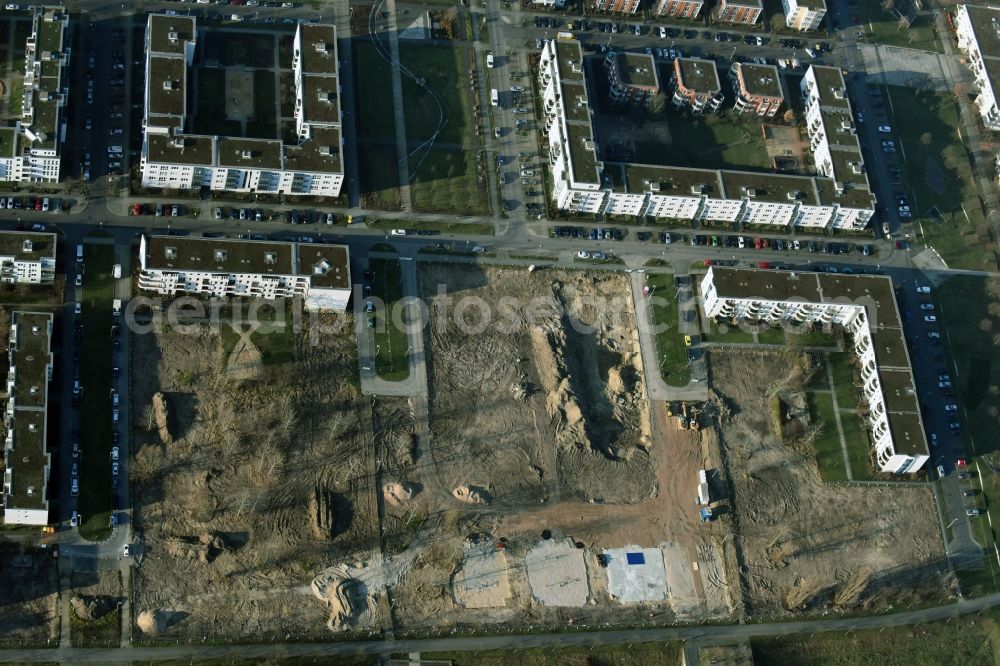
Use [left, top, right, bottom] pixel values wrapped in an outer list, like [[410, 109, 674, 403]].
[[754, 238, 762, 249], [957, 458, 968, 467], [34, 198, 42, 211], [130, 203, 142, 216], [703, 259, 713, 267], [758, 261, 770, 269]]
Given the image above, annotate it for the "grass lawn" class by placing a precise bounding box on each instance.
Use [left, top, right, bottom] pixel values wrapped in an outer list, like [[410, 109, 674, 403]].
[[398, 43, 473, 146], [883, 86, 994, 271], [646, 274, 690, 387], [248, 301, 293, 366], [828, 352, 857, 410], [705, 319, 755, 344], [194, 69, 242, 137], [787, 328, 838, 348], [77, 245, 115, 542], [856, 3, 942, 53], [961, 454, 1000, 596], [369, 257, 409, 382], [935, 275, 1000, 455], [637, 113, 770, 171], [366, 218, 493, 236], [840, 409, 875, 481], [757, 326, 786, 345], [807, 391, 848, 482], [409, 148, 489, 215], [353, 42, 397, 141], [751, 608, 1000, 665], [422, 642, 682, 665], [358, 144, 401, 211], [246, 69, 277, 139]]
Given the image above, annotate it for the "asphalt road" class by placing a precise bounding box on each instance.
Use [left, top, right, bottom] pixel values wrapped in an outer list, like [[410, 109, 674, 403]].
[[3, 590, 1000, 661]]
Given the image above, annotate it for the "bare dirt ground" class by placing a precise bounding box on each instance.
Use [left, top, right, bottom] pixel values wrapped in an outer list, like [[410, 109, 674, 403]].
[[709, 351, 949, 615], [379, 265, 730, 629], [0, 551, 58, 646], [131, 307, 380, 641]]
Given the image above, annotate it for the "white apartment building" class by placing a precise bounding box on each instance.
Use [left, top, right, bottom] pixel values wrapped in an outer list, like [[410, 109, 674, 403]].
[[0, 231, 57, 284], [700, 267, 929, 475], [138, 235, 351, 310], [539, 39, 605, 214], [781, 0, 826, 31], [539, 40, 877, 230], [955, 4, 1000, 132], [140, 15, 345, 197], [0, 6, 69, 184], [3, 312, 53, 525]]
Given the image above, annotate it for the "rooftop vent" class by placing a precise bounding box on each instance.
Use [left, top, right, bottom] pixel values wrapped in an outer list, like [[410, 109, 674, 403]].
[[214, 249, 227, 262], [167, 30, 179, 43], [317, 90, 332, 102], [742, 187, 756, 198], [163, 80, 176, 91], [28, 423, 37, 433], [850, 161, 863, 175], [264, 252, 277, 265], [26, 485, 34, 496], [832, 87, 845, 100], [786, 190, 801, 201], [690, 184, 705, 195], [31, 326, 39, 334], [241, 150, 253, 159], [313, 259, 332, 275], [319, 145, 334, 156], [165, 246, 177, 260], [22, 240, 33, 253], [313, 42, 332, 54], [29, 386, 38, 395], [170, 138, 184, 149]]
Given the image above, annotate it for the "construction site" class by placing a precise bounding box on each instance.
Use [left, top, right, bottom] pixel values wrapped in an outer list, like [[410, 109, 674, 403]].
[[125, 264, 950, 640]]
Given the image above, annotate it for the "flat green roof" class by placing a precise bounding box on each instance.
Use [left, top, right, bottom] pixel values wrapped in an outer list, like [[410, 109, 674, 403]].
[[613, 52, 658, 89], [6, 310, 52, 514], [737, 63, 782, 99], [218, 137, 283, 170], [721, 170, 818, 205], [963, 6, 1000, 58], [146, 132, 215, 167], [283, 125, 342, 174], [794, 0, 826, 9], [814, 177, 873, 209], [561, 82, 591, 123], [148, 14, 195, 56], [811, 65, 849, 109], [148, 56, 186, 117], [566, 122, 599, 185], [555, 39, 586, 83], [300, 243, 350, 289], [301, 74, 340, 125], [299, 24, 338, 75], [677, 58, 720, 94], [625, 163, 723, 197], [0, 231, 56, 262]]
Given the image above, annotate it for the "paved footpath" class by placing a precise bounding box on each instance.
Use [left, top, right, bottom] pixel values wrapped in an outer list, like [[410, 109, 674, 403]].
[[5, 592, 1000, 662]]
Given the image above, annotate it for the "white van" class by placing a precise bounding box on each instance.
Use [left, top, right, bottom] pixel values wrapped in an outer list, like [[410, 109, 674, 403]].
[[486, 52, 494, 68], [490, 88, 499, 107]]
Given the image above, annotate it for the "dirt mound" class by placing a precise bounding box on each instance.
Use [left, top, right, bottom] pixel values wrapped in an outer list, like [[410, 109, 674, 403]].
[[453, 485, 491, 505], [311, 570, 372, 631], [163, 533, 228, 563], [152, 392, 172, 444], [136, 609, 187, 635], [309, 484, 352, 539], [70, 595, 115, 622], [382, 481, 417, 507]]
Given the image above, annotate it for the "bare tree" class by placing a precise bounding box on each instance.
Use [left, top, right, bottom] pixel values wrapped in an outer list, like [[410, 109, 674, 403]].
[[440, 7, 459, 40], [898, 15, 911, 30]]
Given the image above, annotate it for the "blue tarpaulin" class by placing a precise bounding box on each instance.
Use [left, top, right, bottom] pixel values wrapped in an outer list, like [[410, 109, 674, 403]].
[[625, 552, 645, 565]]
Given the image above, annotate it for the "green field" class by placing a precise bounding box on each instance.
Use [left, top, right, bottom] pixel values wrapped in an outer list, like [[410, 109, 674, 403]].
[[353, 41, 397, 141], [77, 245, 116, 541], [935, 275, 1000, 454], [883, 86, 994, 271], [757, 326, 786, 345], [856, 3, 942, 53], [246, 69, 278, 139], [637, 114, 770, 171], [787, 328, 839, 348], [369, 257, 409, 382], [409, 148, 489, 215], [752, 609, 1000, 665], [358, 144, 401, 211], [399, 43, 473, 146], [807, 391, 848, 482], [366, 218, 494, 236], [706, 319, 755, 344], [828, 352, 857, 410], [423, 642, 682, 665], [646, 274, 690, 387]]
